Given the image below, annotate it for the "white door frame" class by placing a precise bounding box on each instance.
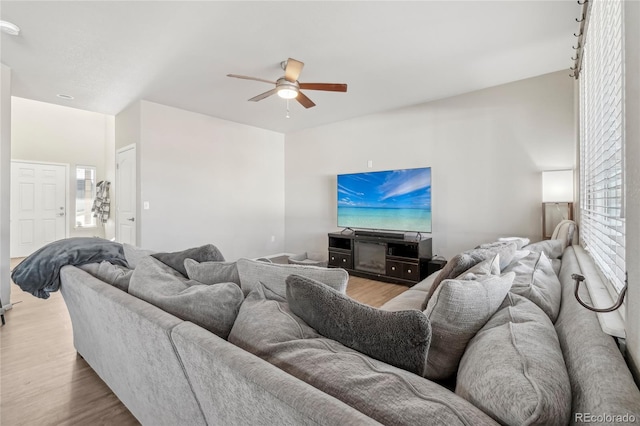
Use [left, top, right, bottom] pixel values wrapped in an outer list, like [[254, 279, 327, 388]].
[[10, 160, 70, 256], [116, 144, 137, 245]]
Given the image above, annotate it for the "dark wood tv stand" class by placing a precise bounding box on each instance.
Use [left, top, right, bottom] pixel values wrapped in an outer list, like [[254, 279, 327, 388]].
[[328, 231, 433, 286]]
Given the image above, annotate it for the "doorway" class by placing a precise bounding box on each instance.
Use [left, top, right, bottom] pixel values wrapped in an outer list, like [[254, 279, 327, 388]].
[[116, 145, 136, 246], [10, 161, 68, 257]]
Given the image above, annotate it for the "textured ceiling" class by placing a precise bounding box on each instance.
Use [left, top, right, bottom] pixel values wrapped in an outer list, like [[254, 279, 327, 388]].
[[0, 1, 580, 133]]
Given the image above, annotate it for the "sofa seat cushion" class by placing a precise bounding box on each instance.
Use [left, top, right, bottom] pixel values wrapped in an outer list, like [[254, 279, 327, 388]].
[[286, 274, 431, 376], [78, 261, 133, 292], [379, 289, 427, 311], [424, 269, 515, 380], [129, 257, 243, 339], [228, 284, 499, 426], [502, 251, 561, 322], [456, 293, 571, 426], [236, 258, 348, 299], [184, 259, 240, 285]]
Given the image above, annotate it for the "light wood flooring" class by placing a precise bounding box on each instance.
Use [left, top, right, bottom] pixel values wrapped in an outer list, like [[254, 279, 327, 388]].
[[1, 259, 407, 425]]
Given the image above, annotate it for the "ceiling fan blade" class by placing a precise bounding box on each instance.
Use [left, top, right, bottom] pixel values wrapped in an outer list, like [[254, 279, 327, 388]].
[[284, 58, 304, 82], [227, 74, 276, 85], [296, 91, 316, 109], [248, 88, 278, 102], [299, 83, 348, 92]]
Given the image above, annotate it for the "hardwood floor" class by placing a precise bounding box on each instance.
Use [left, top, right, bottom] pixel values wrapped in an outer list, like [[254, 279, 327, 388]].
[[1, 259, 407, 425]]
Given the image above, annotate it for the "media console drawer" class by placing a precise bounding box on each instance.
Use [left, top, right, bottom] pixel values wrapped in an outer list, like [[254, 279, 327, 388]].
[[386, 260, 419, 281], [328, 251, 352, 269]]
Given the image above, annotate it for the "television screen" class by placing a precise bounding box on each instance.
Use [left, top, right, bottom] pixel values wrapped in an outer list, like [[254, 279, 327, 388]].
[[337, 167, 432, 233]]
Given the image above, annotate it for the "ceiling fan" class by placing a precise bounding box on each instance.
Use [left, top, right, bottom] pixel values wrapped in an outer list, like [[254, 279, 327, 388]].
[[227, 58, 347, 109]]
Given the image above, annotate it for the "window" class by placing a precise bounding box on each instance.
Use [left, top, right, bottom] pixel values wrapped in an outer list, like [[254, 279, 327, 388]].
[[75, 165, 96, 228], [579, 0, 625, 292]]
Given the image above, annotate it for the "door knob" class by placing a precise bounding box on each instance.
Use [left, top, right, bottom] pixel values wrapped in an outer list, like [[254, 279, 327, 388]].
[[127, 217, 135, 222], [57, 212, 65, 217]]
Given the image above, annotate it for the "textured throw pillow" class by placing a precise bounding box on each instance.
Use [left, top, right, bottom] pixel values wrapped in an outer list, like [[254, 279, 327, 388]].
[[455, 254, 500, 280], [151, 244, 225, 276], [423, 272, 515, 380], [123, 243, 157, 269], [286, 274, 432, 376], [423, 242, 516, 308], [502, 251, 562, 322], [184, 259, 240, 285], [78, 261, 134, 292], [522, 239, 564, 259], [129, 257, 243, 339], [236, 258, 348, 299], [456, 293, 571, 426]]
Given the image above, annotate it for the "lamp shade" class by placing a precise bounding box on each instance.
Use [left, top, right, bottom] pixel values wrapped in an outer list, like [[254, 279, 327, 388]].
[[542, 170, 574, 202]]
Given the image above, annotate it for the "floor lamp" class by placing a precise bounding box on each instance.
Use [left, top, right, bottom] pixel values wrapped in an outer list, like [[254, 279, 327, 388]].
[[542, 170, 574, 239]]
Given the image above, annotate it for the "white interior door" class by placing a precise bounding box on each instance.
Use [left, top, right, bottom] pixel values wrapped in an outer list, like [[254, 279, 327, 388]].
[[116, 146, 137, 246], [10, 161, 68, 257]]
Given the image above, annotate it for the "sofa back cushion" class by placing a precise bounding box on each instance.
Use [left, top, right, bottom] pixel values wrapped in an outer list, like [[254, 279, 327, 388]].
[[456, 293, 571, 426], [502, 251, 561, 322], [184, 259, 240, 285], [236, 258, 348, 299], [228, 283, 499, 426], [522, 239, 564, 259], [151, 244, 225, 276], [129, 257, 243, 339], [78, 261, 133, 292], [286, 274, 431, 376], [424, 270, 514, 380]]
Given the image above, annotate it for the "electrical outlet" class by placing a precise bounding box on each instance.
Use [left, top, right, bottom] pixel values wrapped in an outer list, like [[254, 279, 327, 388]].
[[143, 201, 150, 210], [367, 160, 373, 168]]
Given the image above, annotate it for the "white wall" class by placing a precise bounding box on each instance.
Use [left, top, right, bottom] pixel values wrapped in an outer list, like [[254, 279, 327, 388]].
[[284, 71, 575, 260], [11, 97, 114, 239], [136, 101, 285, 260], [1, 64, 12, 307], [624, 0, 640, 379]]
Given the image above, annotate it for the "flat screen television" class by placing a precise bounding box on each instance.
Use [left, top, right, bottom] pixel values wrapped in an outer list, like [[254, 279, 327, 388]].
[[337, 167, 431, 233]]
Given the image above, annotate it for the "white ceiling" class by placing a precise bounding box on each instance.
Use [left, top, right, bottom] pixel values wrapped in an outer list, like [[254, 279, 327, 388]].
[[1, 1, 580, 134]]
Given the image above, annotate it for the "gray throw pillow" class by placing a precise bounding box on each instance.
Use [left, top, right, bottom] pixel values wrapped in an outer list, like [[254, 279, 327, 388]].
[[502, 251, 562, 322], [286, 274, 432, 376], [151, 244, 225, 276], [236, 258, 348, 299], [123, 243, 157, 269], [522, 239, 564, 259], [456, 293, 571, 426], [129, 257, 243, 339], [423, 242, 516, 308], [423, 271, 515, 380], [184, 259, 240, 285]]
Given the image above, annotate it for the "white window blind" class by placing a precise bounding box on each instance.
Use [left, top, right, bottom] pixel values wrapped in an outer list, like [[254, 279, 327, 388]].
[[579, 0, 625, 292]]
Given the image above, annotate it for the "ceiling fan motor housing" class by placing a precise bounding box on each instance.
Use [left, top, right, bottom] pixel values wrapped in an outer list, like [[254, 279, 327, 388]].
[[276, 78, 300, 98]]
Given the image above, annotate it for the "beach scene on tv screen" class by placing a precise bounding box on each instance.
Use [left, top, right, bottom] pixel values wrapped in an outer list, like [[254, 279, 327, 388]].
[[337, 167, 431, 232]]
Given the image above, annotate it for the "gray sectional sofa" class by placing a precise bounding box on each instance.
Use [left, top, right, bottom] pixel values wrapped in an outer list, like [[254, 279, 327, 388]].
[[59, 222, 640, 425]]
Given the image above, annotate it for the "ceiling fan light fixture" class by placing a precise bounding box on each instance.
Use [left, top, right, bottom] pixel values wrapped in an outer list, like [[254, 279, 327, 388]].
[[277, 87, 298, 99], [0, 20, 20, 36]]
